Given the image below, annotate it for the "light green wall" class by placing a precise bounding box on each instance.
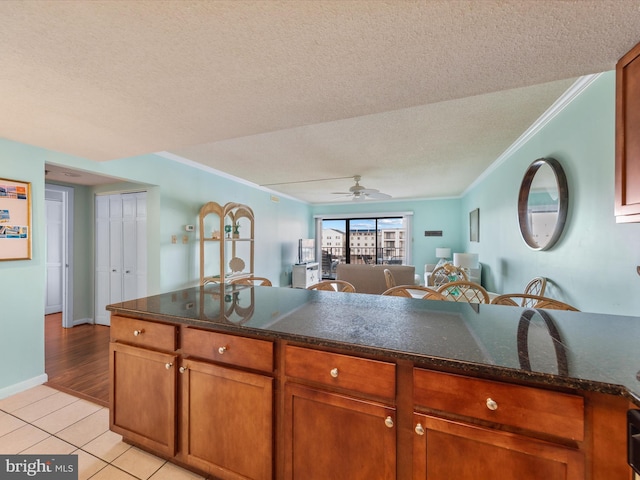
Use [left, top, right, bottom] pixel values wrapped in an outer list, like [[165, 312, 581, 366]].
[[310, 198, 464, 273], [0, 142, 47, 393], [461, 71, 640, 315], [1, 68, 635, 396], [313, 72, 637, 316], [0, 143, 311, 395]]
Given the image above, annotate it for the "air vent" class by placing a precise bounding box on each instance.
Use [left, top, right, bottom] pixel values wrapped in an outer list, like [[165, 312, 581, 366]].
[[424, 230, 443, 237]]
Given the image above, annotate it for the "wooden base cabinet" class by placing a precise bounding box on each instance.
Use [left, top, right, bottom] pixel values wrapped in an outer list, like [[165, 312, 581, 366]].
[[109, 342, 178, 456], [284, 384, 396, 480], [110, 316, 275, 480], [412, 413, 584, 480], [282, 345, 397, 479], [179, 358, 273, 480]]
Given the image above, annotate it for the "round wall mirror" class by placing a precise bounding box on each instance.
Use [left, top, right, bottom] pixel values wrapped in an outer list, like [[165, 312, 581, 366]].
[[517, 157, 568, 251]]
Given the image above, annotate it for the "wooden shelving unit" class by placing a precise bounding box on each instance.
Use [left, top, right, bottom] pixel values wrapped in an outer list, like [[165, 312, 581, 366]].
[[199, 202, 254, 285]]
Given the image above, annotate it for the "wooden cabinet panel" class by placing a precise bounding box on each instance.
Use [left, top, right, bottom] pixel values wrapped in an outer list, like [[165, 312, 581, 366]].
[[616, 40, 640, 222], [284, 383, 396, 480], [413, 413, 584, 480], [413, 368, 584, 441], [180, 358, 273, 480], [182, 326, 273, 372], [284, 345, 396, 400], [109, 342, 177, 456], [111, 315, 177, 352]]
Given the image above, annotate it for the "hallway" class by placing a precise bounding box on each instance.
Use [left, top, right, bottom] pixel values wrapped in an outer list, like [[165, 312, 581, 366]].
[[45, 313, 110, 406]]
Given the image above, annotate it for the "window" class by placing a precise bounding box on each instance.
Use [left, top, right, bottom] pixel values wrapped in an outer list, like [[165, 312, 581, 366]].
[[316, 214, 412, 279]]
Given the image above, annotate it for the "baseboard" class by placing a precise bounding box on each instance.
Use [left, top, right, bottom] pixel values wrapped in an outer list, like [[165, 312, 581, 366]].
[[72, 317, 93, 327], [0, 374, 48, 400]]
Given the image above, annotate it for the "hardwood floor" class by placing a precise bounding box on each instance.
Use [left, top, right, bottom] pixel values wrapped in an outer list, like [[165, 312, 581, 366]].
[[45, 313, 110, 407]]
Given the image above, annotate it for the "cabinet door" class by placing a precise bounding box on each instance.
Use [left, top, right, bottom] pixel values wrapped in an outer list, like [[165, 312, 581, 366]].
[[181, 358, 273, 480], [284, 383, 396, 480], [616, 41, 640, 222], [412, 413, 584, 480], [109, 342, 177, 456]]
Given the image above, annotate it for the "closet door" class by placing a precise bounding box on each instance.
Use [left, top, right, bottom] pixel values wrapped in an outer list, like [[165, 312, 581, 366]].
[[121, 193, 147, 302], [95, 193, 147, 326], [109, 195, 124, 304], [95, 196, 111, 325]]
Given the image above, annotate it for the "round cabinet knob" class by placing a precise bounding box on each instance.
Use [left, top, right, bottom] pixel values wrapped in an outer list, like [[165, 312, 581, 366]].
[[165, 363, 173, 370], [486, 398, 498, 411], [415, 423, 425, 436], [133, 329, 144, 336], [179, 366, 188, 374], [384, 416, 394, 428], [218, 346, 227, 354], [330, 368, 339, 378]]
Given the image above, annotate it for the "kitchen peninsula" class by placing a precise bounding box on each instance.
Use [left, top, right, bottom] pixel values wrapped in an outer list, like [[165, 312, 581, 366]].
[[107, 284, 639, 480]]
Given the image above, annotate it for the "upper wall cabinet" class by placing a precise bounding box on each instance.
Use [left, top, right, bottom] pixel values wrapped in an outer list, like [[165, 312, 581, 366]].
[[615, 40, 640, 223]]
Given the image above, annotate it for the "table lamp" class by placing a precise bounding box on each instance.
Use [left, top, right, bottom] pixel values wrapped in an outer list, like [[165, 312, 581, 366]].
[[435, 248, 451, 267], [453, 253, 479, 278]]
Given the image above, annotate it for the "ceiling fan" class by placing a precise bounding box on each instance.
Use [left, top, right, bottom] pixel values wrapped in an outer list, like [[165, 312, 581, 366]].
[[332, 175, 392, 201]]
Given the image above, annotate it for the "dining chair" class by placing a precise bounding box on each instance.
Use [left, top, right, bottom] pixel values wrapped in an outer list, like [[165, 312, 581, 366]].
[[429, 264, 468, 287], [307, 280, 356, 293], [383, 269, 396, 289], [382, 285, 445, 300], [436, 281, 490, 303], [522, 277, 548, 307], [228, 276, 273, 286], [491, 293, 579, 311]]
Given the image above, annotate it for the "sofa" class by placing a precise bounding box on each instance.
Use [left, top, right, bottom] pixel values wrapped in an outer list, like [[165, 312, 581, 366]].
[[335, 264, 417, 294], [424, 263, 482, 286]]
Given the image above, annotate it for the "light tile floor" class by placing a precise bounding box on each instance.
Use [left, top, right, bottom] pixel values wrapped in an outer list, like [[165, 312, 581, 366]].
[[0, 385, 205, 480]]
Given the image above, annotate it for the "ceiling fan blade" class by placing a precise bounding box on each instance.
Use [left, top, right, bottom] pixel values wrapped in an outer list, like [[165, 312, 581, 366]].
[[359, 188, 380, 194], [366, 192, 392, 199], [331, 191, 352, 195]]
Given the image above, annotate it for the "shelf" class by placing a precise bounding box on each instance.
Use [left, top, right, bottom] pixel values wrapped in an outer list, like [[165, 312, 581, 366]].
[[199, 202, 255, 285]]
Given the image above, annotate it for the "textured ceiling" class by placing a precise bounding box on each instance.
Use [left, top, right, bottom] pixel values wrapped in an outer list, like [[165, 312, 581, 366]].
[[2, 1, 640, 203]]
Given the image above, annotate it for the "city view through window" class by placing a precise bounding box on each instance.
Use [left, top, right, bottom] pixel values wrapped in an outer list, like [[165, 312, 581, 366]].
[[321, 217, 406, 278]]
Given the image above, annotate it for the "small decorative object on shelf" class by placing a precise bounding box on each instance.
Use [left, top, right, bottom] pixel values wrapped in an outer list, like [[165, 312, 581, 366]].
[[212, 230, 220, 239], [224, 224, 232, 238], [232, 222, 240, 239]]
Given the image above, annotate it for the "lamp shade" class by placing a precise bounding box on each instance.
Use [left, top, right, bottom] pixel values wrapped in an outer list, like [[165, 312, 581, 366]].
[[435, 248, 451, 259], [453, 253, 479, 269]]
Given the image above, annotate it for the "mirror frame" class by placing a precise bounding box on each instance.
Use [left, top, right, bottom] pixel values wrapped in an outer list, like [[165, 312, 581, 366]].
[[517, 157, 568, 251]]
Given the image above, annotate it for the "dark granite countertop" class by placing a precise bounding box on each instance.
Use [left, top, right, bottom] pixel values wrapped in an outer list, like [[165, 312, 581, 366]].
[[107, 284, 640, 404]]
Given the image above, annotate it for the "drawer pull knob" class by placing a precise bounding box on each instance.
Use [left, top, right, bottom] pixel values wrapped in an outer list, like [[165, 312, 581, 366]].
[[179, 366, 188, 373], [133, 329, 144, 336], [165, 363, 173, 370], [330, 367, 339, 378], [486, 398, 498, 411], [384, 416, 394, 428], [415, 423, 425, 436], [218, 346, 227, 354]]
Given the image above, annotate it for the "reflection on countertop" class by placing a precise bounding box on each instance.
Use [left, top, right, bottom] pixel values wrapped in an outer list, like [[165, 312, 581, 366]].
[[107, 283, 640, 404]]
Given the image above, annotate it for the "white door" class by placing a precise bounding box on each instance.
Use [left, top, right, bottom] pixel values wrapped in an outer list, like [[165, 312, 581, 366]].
[[45, 191, 63, 315], [45, 185, 74, 328], [95, 192, 147, 326]]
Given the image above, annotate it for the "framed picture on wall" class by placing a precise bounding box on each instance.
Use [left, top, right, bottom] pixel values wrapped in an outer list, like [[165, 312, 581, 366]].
[[0, 177, 32, 260], [470, 208, 479, 242]]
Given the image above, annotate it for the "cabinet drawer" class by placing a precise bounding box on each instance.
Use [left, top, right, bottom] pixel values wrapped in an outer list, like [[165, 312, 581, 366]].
[[285, 345, 396, 400], [413, 368, 584, 441], [111, 315, 177, 352], [181, 327, 273, 373]]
